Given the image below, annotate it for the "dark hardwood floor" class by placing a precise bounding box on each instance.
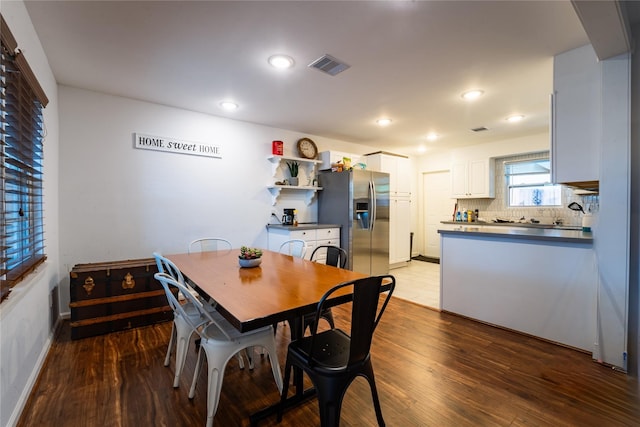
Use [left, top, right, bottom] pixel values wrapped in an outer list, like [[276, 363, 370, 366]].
[[18, 297, 639, 426]]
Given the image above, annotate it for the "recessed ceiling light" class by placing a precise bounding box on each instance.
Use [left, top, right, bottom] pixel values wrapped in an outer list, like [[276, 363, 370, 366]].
[[376, 118, 392, 126], [506, 114, 525, 123], [219, 101, 238, 111], [268, 54, 294, 69], [426, 133, 439, 141], [461, 89, 484, 100]]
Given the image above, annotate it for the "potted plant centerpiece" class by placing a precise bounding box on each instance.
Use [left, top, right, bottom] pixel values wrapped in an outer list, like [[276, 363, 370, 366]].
[[238, 246, 263, 268], [287, 161, 299, 186]]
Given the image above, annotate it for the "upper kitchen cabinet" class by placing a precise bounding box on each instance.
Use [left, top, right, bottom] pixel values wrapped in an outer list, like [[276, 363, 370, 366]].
[[551, 44, 601, 189], [363, 152, 411, 197], [451, 158, 495, 199]]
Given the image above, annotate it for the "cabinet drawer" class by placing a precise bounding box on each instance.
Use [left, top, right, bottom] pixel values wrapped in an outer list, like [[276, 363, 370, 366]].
[[315, 238, 340, 247], [289, 229, 317, 242], [317, 228, 339, 240]]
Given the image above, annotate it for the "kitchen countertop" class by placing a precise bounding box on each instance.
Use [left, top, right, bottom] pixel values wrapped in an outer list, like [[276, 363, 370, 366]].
[[266, 223, 341, 231], [440, 220, 582, 230], [438, 224, 592, 244]]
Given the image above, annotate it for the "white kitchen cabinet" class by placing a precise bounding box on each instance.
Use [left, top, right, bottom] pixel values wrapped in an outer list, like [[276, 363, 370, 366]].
[[451, 158, 495, 198], [389, 198, 411, 265], [267, 225, 340, 261], [267, 155, 323, 205], [551, 44, 601, 187], [364, 152, 410, 196]]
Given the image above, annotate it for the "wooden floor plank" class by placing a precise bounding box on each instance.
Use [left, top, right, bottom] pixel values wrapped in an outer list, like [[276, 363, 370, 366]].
[[17, 297, 639, 426]]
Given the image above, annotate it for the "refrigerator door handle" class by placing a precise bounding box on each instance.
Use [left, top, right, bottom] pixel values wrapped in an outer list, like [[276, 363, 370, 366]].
[[370, 180, 376, 231]]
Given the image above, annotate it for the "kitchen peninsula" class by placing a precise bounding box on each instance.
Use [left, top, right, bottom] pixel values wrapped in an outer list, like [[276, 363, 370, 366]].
[[438, 225, 596, 354]]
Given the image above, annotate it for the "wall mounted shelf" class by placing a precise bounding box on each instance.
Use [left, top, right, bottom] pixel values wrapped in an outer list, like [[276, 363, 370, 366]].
[[268, 155, 323, 205], [267, 185, 323, 205]]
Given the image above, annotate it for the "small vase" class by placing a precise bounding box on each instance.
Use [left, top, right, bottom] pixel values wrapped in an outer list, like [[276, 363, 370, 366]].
[[239, 258, 262, 268], [289, 177, 299, 186]]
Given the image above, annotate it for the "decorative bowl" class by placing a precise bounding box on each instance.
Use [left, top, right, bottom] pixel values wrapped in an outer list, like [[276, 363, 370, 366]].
[[239, 257, 262, 268]]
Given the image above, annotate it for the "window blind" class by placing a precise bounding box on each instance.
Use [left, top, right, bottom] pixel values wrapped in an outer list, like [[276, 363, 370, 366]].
[[1, 14, 49, 302]]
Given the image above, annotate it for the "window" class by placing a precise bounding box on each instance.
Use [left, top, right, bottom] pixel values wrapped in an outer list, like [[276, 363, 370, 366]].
[[1, 15, 49, 302], [505, 158, 561, 207]]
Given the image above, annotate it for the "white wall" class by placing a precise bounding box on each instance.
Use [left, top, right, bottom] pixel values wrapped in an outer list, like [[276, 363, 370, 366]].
[[592, 52, 631, 370], [57, 86, 378, 315], [630, 22, 640, 378], [0, 2, 61, 427]]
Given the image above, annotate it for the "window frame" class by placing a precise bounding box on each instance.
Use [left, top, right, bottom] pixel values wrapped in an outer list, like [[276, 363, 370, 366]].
[[1, 14, 49, 302], [505, 157, 562, 208]]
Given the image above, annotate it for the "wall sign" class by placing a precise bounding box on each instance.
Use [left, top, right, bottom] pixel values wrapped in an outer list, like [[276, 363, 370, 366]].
[[134, 133, 222, 158]]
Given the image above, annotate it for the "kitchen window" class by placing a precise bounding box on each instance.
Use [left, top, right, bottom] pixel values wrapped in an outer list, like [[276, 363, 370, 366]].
[[1, 15, 49, 302], [505, 158, 561, 207]]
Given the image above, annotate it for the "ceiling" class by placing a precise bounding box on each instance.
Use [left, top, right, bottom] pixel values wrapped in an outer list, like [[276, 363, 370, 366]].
[[21, 1, 608, 154]]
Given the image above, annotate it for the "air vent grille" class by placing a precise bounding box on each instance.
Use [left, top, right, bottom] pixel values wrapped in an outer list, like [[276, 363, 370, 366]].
[[471, 126, 489, 132], [308, 54, 350, 76]]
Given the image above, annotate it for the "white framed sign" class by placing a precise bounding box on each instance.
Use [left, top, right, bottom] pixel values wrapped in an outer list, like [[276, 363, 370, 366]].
[[134, 133, 222, 158]]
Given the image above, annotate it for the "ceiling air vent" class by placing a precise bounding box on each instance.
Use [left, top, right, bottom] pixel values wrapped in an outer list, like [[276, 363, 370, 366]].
[[308, 54, 350, 76], [471, 126, 489, 132]]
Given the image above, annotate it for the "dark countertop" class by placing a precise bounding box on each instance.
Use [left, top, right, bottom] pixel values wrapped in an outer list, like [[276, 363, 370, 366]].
[[440, 220, 582, 231], [438, 224, 593, 244], [266, 223, 341, 231]]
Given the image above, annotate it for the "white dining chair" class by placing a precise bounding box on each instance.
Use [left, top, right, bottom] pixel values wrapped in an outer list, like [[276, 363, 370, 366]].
[[278, 239, 307, 258], [154, 272, 283, 427], [153, 252, 247, 388], [188, 237, 233, 253]]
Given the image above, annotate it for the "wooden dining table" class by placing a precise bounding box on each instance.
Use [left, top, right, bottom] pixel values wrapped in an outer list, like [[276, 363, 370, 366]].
[[165, 249, 368, 424]]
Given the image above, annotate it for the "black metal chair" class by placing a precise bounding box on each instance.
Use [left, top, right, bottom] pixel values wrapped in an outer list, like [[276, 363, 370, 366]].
[[305, 245, 349, 331], [310, 245, 348, 268], [277, 274, 395, 427]]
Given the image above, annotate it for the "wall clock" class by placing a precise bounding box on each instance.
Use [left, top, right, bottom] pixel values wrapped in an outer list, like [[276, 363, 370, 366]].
[[297, 138, 318, 159]]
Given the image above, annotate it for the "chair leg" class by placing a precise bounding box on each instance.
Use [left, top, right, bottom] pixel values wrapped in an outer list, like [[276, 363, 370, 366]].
[[315, 377, 348, 427], [173, 329, 191, 388], [236, 352, 245, 370], [164, 321, 176, 367], [261, 340, 283, 393], [204, 354, 225, 427], [189, 347, 205, 399], [277, 358, 293, 422], [363, 363, 385, 426], [245, 347, 255, 370]]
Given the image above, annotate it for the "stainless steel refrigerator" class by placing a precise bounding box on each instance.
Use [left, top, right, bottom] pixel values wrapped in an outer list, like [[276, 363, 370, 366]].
[[317, 169, 389, 275]]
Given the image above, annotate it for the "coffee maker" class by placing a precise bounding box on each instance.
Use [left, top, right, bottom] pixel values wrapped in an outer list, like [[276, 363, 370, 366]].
[[282, 209, 295, 226]]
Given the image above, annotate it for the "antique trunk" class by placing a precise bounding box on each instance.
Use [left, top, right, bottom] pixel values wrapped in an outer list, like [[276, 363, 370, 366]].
[[69, 258, 173, 340]]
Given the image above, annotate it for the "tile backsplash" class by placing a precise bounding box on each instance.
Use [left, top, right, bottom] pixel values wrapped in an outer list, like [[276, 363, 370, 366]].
[[456, 152, 599, 227]]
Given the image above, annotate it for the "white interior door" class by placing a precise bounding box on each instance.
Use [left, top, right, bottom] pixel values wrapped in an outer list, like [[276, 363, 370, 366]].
[[423, 171, 453, 259]]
